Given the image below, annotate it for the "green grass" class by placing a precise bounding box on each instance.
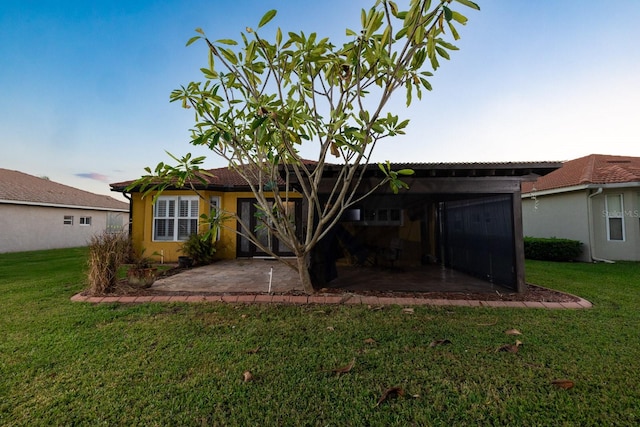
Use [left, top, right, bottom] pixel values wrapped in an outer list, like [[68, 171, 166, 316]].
[[1, 249, 639, 426]]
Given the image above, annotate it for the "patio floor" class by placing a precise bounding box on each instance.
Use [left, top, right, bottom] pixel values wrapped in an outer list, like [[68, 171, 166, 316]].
[[72, 259, 593, 309], [150, 258, 513, 295]]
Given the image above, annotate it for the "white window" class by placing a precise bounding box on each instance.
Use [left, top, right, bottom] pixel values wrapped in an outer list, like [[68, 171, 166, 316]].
[[153, 196, 199, 241], [79, 216, 92, 226], [605, 194, 624, 241], [63, 215, 73, 225]]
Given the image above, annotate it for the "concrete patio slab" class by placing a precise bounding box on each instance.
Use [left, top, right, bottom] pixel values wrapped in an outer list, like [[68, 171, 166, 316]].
[[72, 259, 592, 309]]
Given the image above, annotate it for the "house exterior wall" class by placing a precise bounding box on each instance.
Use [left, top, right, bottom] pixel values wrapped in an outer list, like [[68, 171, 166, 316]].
[[588, 189, 640, 261], [521, 190, 591, 261], [522, 188, 640, 261], [0, 203, 127, 253], [130, 190, 302, 263]]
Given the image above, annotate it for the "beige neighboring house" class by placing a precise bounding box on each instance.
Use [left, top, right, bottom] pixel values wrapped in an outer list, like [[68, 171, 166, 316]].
[[521, 154, 640, 262], [0, 168, 129, 253]]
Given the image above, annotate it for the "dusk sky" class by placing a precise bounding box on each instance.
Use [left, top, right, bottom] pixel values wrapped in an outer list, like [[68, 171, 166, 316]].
[[2, 1, 639, 201]]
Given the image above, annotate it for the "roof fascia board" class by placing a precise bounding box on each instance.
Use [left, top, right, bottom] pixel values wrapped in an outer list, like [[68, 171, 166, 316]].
[[522, 182, 640, 198], [0, 199, 129, 212]]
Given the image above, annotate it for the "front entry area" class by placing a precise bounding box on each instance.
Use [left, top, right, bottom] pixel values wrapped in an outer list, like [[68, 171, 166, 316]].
[[236, 198, 302, 257]]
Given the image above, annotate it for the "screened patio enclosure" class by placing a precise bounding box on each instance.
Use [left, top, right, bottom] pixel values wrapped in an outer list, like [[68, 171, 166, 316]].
[[302, 161, 560, 292]]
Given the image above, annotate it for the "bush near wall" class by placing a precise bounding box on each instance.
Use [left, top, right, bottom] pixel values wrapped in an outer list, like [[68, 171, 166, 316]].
[[524, 237, 583, 261]]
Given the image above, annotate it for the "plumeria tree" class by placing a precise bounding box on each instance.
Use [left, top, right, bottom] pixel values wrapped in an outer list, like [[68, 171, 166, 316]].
[[135, 0, 479, 293]]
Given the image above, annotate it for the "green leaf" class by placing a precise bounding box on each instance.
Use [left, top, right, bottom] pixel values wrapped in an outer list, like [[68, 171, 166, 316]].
[[388, 1, 399, 17], [258, 9, 277, 28], [276, 27, 282, 45], [186, 36, 201, 46], [397, 169, 415, 176], [454, 0, 481, 11], [443, 6, 453, 22], [218, 47, 238, 65], [420, 78, 432, 91], [395, 26, 407, 40], [451, 11, 468, 25], [435, 46, 450, 60], [195, 27, 205, 35], [371, 122, 384, 133], [447, 21, 460, 40], [216, 39, 238, 46]]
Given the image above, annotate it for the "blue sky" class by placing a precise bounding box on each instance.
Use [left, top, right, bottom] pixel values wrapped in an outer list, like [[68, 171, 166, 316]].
[[2, 1, 639, 200]]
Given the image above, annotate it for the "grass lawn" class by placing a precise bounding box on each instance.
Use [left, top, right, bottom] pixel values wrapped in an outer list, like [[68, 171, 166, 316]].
[[1, 248, 639, 426]]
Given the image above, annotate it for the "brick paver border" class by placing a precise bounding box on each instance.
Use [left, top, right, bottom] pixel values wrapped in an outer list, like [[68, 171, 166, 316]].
[[70, 292, 592, 309]]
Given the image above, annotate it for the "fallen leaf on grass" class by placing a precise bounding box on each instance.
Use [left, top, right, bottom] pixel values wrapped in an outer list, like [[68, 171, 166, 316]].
[[551, 379, 575, 390], [376, 387, 405, 406], [364, 338, 377, 344], [246, 346, 261, 354], [477, 320, 498, 326], [429, 339, 452, 347], [496, 340, 523, 353], [243, 371, 254, 382], [326, 358, 356, 375], [402, 308, 414, 314], [504, 328, 522, 335], [367, 305, 384, 311], [326, 326, 335, 331]]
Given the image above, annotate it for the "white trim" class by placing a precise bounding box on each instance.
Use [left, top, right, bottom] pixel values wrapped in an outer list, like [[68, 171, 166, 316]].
[[522, 182, 640, 198], [152, 195, 200, 242], [605, 194, 625, 241], [0, 199, 128, 212]]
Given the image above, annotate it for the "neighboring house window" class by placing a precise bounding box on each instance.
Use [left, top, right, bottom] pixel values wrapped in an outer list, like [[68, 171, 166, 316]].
[[63, 215, 73, 225], [605, 194, 625, 241], [153, 196, 199, 241], [106, 212, 125, 234], [79, 216, 92, 226]]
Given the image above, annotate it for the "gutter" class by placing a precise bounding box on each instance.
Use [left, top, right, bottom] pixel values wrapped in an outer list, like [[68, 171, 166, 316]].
[[122, 191, 133, 236], [522, 181, 640, 198], [586, 187, 615, 263]]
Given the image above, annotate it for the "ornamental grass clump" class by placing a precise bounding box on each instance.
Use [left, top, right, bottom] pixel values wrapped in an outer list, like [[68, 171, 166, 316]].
[[87, 231, 130, 295]]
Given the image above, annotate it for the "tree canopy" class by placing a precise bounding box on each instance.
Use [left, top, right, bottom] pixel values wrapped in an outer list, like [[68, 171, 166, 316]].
[[133, 0, 480, 293]]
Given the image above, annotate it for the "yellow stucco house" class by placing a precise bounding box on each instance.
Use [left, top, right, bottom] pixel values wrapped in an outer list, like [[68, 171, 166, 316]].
[[110, 165, 302, 263], [112, 160, 561, 293]]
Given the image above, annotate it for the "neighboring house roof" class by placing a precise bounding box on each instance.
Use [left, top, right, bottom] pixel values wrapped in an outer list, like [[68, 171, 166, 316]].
[[0, 168, 129, 211], [521, 154, 640, 193]]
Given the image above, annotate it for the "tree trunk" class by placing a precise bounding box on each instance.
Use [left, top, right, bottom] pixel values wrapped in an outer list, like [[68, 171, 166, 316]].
[[296, 252, 315, 294]]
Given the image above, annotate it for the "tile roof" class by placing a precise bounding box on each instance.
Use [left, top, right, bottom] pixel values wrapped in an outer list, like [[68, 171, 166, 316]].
[[0, 168, 129, 210], [521, 154, 640, 193]]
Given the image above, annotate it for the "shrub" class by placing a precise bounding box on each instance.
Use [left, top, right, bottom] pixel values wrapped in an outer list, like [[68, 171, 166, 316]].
[[524, 237, 583, 261], [87, 231, 130, 295], [181, 233, 216, 266]]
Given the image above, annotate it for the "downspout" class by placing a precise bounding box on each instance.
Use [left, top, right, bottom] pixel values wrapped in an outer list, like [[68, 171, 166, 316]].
[[122, 191, 133, 236], [587, 187, 615, 263]]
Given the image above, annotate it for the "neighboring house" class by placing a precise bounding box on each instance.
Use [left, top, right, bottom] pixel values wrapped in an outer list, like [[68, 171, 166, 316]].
[[521, 154, 640, 262], [0, 169, 129, 253], [112, 160, 559, 292]]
